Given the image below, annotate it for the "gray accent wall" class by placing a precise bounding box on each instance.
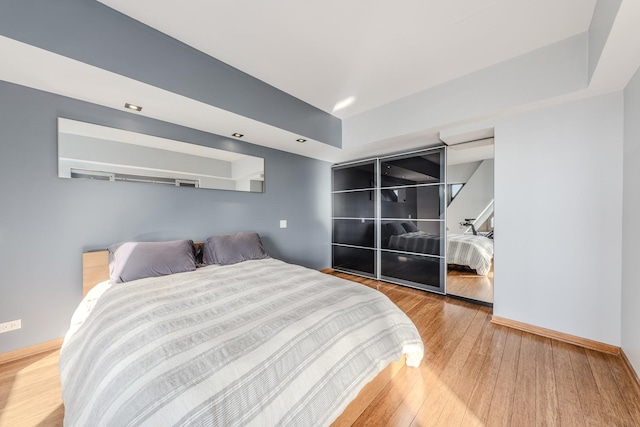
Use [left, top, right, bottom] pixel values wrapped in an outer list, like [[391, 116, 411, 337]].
[[622, 65, 640, 375], [0, 0, 342, 148], [0, 80, 331, 353]]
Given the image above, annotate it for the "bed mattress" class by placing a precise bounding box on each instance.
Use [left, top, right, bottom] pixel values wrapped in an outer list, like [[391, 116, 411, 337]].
[[59, 258, 423, 426]]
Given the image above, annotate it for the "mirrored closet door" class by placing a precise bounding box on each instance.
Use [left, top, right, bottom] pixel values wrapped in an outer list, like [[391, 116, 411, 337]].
[[445, 140, 495, 304], [332, 147, 447, 294]]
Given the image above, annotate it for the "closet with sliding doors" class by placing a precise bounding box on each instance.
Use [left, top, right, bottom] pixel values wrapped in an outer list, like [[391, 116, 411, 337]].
[[331, 147, 446, 294]]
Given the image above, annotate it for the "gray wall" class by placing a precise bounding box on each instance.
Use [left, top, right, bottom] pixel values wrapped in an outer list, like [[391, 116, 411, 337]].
[[588, 0, 623, 81], [0, 80, 332, 353], [0, 0, 341, 148], [446, 161, 481, 184], [494, 92, 623, 345], [446, 159, 494, 235], [622, 65, 640, 374]]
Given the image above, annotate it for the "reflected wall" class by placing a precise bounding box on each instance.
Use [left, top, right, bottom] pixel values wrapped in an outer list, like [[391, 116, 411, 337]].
[[58, 118, 265, 192]]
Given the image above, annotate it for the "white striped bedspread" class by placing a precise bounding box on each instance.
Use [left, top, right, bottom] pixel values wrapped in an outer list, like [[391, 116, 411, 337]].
[[59, 258, 424, 427], [447, 234, 494, 275], [388, 232, 442, 256], [388, 232, 494, 275]]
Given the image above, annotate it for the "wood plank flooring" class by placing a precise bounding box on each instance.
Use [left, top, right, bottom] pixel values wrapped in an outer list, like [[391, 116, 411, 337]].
[[446, 264, 494, 304], [328, 271, 640, 427], [0, 349, 62, 427], [1, 272, 639, 427]]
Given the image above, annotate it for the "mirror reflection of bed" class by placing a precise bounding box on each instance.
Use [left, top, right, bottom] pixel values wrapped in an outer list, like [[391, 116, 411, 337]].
[[381, 219, 494, 303], [446, 232, 494, 303], [445, 138, 495, 304]]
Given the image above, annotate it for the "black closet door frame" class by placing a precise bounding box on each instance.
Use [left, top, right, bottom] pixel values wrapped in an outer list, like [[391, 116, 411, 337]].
[[377, 147, 446, 295], [331, 146, 447, 295], [331, 158, 378, 278]]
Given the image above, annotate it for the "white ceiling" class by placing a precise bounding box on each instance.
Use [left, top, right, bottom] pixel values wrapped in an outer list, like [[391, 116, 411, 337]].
[[97, 0, 597, 119]]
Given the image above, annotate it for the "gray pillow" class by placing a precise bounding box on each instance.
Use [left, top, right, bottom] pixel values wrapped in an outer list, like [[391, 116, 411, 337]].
[[386, 222, 406, 236], [402, 222, 419, 233], [202, 232, 270, 266], [108, 240, 196, 284]]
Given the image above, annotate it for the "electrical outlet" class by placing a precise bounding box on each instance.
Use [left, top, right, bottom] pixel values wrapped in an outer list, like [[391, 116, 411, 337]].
[[280, 220, 287, 229], [0, 319, 21, 334]]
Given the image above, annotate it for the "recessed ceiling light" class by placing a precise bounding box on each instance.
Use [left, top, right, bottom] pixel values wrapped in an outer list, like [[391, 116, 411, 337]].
[[296, 138, 306, 143], [232, 133, 244, 138], [124, 103, 142, 112]]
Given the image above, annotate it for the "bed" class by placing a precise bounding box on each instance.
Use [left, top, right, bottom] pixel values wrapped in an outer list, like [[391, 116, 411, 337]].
[[60, 234, 424, 427], [447, 234, 494, 276], [388, 230, 493, 275]]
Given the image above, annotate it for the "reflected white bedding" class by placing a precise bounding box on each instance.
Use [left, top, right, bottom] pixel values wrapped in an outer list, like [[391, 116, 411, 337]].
[[388, 232, 494, 275], [447, 234, 494, 275], [60, 258, 423, 427]]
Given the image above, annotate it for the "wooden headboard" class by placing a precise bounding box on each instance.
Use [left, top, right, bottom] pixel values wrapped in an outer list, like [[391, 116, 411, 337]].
[[82, 243, 203, 296], [82, 251, 110, 296]]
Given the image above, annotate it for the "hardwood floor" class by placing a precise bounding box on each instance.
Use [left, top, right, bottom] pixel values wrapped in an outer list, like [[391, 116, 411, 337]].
[[0, 349, 63, 427], [446, 264, 494, 304], [1, 272, 639, 426], [329, 271, 640, 427]]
